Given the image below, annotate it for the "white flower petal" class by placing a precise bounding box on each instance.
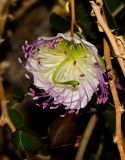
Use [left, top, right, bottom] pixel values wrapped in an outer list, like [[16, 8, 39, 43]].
[[23, 33, 108, 112]]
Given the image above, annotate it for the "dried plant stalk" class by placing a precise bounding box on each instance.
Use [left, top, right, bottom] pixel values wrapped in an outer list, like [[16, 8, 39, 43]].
[[0, 64, 16, 133], [0, 0, 10, 43], [90, 1, 125, 76], [90, 1, 125, 159]]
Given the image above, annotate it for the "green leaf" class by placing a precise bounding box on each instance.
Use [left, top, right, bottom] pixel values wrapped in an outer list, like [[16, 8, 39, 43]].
[[101, 103, 115, 133], [103, 0, 123, 13], [10, 103, 19, 109], [50, 13, 70, 33], [13, 87, 26, 101], [76, 3, 99, 40], [103, 0, 119, 34], [8, 109, 25, 129], [12, 128, 43, 153]]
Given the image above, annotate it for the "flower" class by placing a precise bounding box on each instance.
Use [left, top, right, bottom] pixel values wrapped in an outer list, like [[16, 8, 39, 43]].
[[22, 33, 108, 113]]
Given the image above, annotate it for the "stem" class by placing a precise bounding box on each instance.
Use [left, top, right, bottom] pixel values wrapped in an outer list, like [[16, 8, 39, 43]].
[[70, 0, 75, 37], [90, 1, 125, 76], [0, 64, 16, 133], [103, 37, 125, 160], [75, 114, 98, 160]]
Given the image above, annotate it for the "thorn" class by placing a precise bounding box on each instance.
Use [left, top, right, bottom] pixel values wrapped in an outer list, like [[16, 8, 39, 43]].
[[120, 104, 125, 113], [111, 29, 116, 33], [97, 23, 104, 32], [90, 9, 95, 17], [113, 135, 118, 144]]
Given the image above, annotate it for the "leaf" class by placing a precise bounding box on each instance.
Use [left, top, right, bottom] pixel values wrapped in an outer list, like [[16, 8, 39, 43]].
[[12, 127, 43, 153], [8, 109, 25, 129], [101, 103, 115, 133], [103, 0, 119, 33], [76, 3, 99, 40], [50, 13, 70, 33], [10, 102, 19, 109], [48, 114, 77, 149], [103, 0, 123, 13], [13, 87, 26, 101]]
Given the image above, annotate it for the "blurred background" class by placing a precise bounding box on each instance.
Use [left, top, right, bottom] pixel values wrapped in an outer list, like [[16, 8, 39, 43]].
[[0, 0, 125, 160]]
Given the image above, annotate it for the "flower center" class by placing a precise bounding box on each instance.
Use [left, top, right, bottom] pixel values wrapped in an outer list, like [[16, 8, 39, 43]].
[[51, 39, 94, 87]]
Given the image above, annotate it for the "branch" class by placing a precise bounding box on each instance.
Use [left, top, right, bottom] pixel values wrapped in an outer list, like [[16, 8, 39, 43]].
[[103, 36, 125, 160], [90, 1, 125, 159], [0, 0, 10, 44], [0, 64, 16, 133]]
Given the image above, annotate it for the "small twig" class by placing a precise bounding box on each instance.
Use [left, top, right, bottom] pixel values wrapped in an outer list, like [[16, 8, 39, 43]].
[[90, 1, 125, 76], [0, 64, 16, 133], [75, 114, 98, 160]]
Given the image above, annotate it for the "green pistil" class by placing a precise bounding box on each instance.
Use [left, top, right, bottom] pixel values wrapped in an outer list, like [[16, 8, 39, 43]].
[[52, 39, 94, 87], [52, 57, 79, 87], [57, 40, 90, 58]]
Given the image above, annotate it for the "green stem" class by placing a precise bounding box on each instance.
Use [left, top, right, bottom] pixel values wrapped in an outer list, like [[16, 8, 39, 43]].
[[70, 0, 76, 37]]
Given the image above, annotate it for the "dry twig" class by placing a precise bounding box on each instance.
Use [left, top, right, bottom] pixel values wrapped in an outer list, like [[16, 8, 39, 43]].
[[0, 64, 16, 133], [0, 0, 10, 44], [90, 1, 125, 76], [103, 38, 125, 160], [90, 1, 125, 159]]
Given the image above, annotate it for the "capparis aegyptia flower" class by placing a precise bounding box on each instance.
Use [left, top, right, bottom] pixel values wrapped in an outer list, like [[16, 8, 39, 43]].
[[22, 33, 108, 113]]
